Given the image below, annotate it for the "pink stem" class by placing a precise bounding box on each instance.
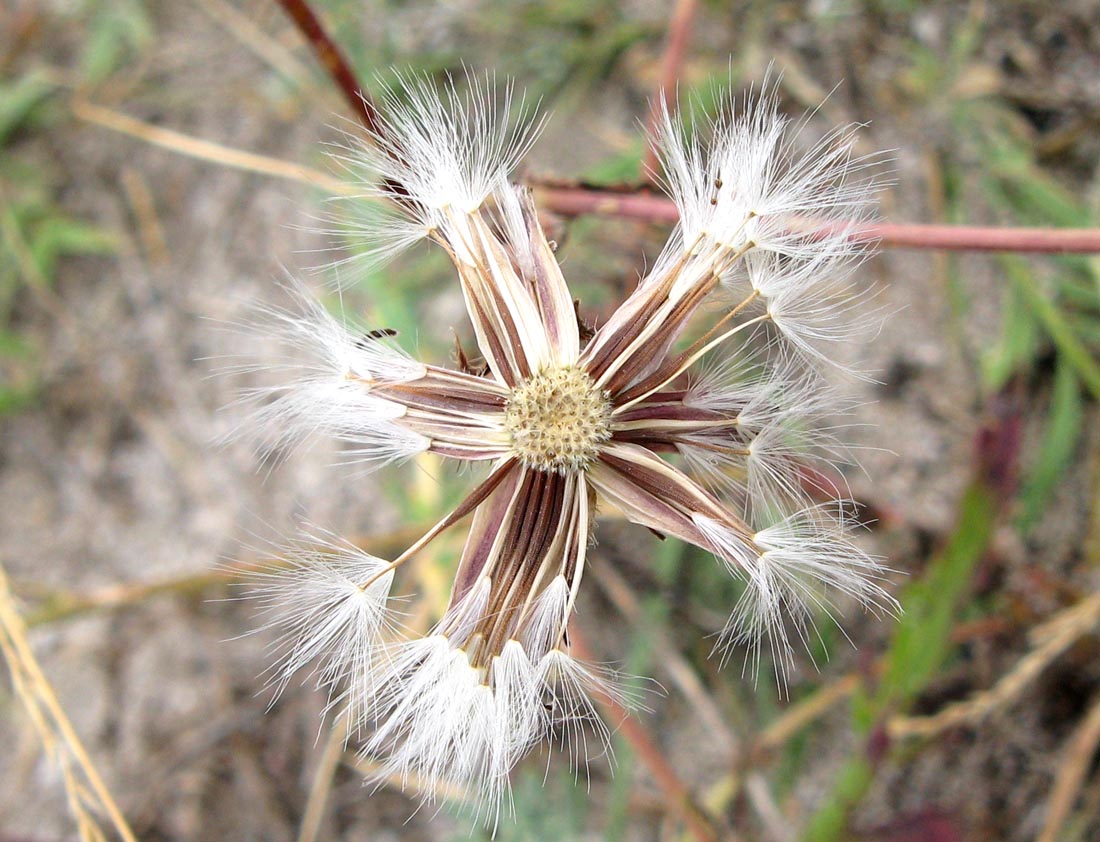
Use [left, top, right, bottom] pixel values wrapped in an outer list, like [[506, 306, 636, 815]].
[[641, 0, 700, 180], [535, 185, 1100, 254]]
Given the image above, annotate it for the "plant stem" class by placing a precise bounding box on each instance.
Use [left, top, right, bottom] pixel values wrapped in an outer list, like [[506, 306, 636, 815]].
[[275, 2, 1100, 256], [642, 0, 699, 180], [274, 0, 380, 134], [571, 627, 720, 842], [535, 185, 1100, 254]]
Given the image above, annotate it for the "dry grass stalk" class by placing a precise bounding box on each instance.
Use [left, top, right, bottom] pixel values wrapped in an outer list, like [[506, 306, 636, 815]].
[[71, 98, 351, 195], [889, 589, 1100, 739], [754, 673, 861, 752], [195, 0, 315, 88], [0, 563, 138, 842], [1038, 691, 1100, 842], [120, 166, 171, 265], [296, 713, 347, 842]]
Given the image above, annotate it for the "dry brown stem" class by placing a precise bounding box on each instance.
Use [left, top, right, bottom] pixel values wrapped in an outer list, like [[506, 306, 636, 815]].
[[570, 626, 721, 842], [0, 564, 138, 842], [889, 590, 1100, 740], [274, 0, 381, 134], [1038, 691, 1100, 842], [71, 98, 351, 194]]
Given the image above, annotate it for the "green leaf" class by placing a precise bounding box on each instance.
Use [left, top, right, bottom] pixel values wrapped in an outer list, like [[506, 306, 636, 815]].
[[881, 482, 999, 703], [0, 383, 36, 414], [802, 757, 874, 842], [1018, 360, 1085, 533], [1003, 256, 1100, 399], [80, 0, 152, 84], [0, 72, 54, 145], [981, 280, 1038, 391], [28, 216, 117, 282]]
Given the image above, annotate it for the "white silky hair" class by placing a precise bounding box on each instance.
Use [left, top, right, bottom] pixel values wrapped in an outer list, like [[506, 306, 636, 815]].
[[246, 527, 397, 721], [349, 577, 631, 822], [324, 72, 544, 263], [682, 346, 777, 414], [693, 509, 897, 687], [227, 281, 430, 468], [739, 243, 878, 369], [518, 575, 572, 660], [652, 81, 885, 378], [681, 350, 858, 517], [653, 80, 880, 260], [491, 181, 542, 279]]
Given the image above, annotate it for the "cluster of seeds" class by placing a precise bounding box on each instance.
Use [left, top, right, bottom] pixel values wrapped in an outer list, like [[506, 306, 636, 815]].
[[504, 365, 612, 474], [247, 74, 895, 822]]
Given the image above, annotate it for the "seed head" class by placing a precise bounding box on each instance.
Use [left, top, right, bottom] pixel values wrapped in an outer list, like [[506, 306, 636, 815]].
[[241, 72, 897, 824], [504, 366, 612, 473]]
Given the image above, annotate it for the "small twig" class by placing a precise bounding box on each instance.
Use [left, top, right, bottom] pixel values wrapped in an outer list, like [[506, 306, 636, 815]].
[[72, 98, 350, 194], [696, 672, 861, 823], [535, 184, 1100, 254], [1038, 692, 1100, 842], [346, 753, 469, 803], [641, 0, 699, 179], [570, 626, 719, 842], [274, 0, 381, 134], [297, 713, 347, 842], [889, 590, 1100, 740], [753, 673, 862, 755], [864, 221, 1100, 253], [195, 0, 314, 88], [120, 167, 170, 265], [0, 564, 139, 842], [744, 772, 796, 842], [21, 524, 426, 627], [590, 557, 737, 754]]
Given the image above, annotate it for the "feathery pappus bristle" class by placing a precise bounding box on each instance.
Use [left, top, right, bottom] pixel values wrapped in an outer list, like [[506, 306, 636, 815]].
[[234, 69, 895, 823]]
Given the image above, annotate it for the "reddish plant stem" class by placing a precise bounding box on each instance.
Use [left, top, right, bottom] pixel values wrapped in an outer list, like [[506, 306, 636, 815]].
[[854, 221, 1100, 254], [535, 185, 1100, 254], [641, 0, 700, 180], [276, 2, 1100, 255], [536, 184, 680, 223], [570, 627, 719, 842], [275, 0, 380, 135]]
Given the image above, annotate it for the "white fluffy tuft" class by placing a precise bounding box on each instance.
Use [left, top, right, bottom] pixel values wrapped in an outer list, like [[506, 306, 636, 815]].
[[654, 81, 880, 260], [347, 583, 634, 824], [247, 527, 397, 720], [693, 509, 896, 687], [330, 72, 541, 225], [225, 282, 429, 468]]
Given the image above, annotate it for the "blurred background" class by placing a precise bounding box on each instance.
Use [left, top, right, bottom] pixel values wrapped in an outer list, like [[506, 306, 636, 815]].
[[1, 1, 1099, 840]]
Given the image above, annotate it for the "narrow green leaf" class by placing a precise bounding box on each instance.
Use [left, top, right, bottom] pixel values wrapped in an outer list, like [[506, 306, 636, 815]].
[[1003, 256, 1100, 399], [881, 482, 998, 703], [0, 72, 54, 145], [1018, 361, 1085, 533], [981, 280, 1037, 391], [802, 757, 874, 842]]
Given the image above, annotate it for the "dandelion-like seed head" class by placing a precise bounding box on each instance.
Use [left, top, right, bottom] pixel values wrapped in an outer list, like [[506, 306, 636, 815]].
[[237, 70, 897, 825], [504, 365, 612, 473]]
